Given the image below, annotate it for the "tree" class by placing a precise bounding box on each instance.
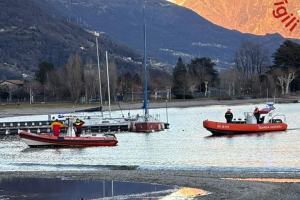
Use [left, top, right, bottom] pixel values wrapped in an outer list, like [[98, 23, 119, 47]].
[[35, 61, 55, 85], [187, 57, 218, 93], [83, 60, 98, 104], [172, 57, 190, 99], [102, 60, 117, 102], [65, 54, 84, 103], [117, 72, 133, 96], [23, 80, 42, 104], [1, 82, 19, 102], [270, 40, 300, 93], [235, 42, 270, 95]]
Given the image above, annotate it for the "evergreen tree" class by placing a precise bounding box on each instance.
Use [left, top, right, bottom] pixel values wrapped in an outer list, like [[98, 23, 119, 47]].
[[273, 40, 300, 69], [172, 57, 190, 99], [35, 61, 55, 85], [187, 57, 218, 91]]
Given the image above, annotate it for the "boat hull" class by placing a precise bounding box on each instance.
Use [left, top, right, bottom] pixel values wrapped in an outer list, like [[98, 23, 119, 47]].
[[19, 131, 118, 147], [131, 122, 164, 133], [203, 120, 288, 136]]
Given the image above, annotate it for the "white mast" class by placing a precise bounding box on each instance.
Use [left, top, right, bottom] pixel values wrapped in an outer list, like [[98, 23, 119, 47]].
[[96, 37, 103, 106], [106, 51, 111, 118]]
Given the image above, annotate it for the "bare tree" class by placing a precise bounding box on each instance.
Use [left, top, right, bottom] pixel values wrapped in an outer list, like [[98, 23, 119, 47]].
[[235, 41, 270, 93], [44, 69, 63, 101], [272, 67, 296, 95], [102, 59, 117, 102], [204, 81, 209, 96], [23, 80, 43, 104], [284, 72, 295, 94], [84, 63, 98, 104], [1, 82, 19, 102], [219, 68, 241, 96], [277, 76, 285, 95], [65, 54, 84, 103]]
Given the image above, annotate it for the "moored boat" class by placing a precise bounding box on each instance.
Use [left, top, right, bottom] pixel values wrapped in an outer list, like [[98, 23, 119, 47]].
[[203, 102, 288, 136], [19, 131, 118, 147], [130, 115, 164, 133], [130, 8, 166, 133]]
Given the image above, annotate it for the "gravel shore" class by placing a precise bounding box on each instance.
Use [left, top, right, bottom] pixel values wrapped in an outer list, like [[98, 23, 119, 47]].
[[1, 170, 300, 199]]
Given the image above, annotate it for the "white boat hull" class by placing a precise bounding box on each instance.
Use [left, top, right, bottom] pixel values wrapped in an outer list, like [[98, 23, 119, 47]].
[[21, 138, 65, 146]]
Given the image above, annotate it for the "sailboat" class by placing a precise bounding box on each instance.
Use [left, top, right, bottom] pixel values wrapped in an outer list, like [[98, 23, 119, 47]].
[[130, 8, 165, 133]]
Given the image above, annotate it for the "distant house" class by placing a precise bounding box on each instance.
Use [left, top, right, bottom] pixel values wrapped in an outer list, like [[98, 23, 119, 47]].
[[0, 80, 24, 88]]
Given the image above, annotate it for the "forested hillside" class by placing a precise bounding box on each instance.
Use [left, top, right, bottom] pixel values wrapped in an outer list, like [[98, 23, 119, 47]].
[[0, 0, 145, 79], [41, 0, 295, 68]]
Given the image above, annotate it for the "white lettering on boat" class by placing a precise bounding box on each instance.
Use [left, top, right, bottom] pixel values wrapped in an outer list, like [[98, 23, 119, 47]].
[[217, 125, 230, 129], [258, 125, 282, 129]]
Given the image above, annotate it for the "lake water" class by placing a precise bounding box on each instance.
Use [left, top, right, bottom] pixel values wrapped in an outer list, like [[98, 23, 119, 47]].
[[0, 177, 177, 200], [1, 102, 300, 172]]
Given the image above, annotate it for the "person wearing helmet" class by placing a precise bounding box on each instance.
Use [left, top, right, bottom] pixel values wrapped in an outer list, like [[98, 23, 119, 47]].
[[225, 108, 233, 123], [73, 118, 85, 137], [253, 106, 260, 123]]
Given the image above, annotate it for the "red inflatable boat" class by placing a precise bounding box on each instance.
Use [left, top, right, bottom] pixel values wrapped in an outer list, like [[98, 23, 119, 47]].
[[19, 131, 118, 147], [203, 102, 288, 136]]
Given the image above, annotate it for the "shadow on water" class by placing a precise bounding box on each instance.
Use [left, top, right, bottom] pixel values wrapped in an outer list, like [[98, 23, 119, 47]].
[[204, 131, 283, 139], [9, 163, 139, 170], [0, 177, 176, 200], [20, 146, 90, 153]]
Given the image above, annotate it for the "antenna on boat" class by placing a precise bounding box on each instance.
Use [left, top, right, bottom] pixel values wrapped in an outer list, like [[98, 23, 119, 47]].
[[166, 100, 168, 124], [143, 6, 148, 119]]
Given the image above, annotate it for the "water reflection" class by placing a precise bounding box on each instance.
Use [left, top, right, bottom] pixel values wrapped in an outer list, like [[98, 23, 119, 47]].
[[204, 131, 277, 138], [0, 177, 175, 200]]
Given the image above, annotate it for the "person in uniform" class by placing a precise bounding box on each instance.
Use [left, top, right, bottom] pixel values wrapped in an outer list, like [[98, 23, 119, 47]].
[[225, 108, 233, 123], [73, 118, 85, 137], [253, 106, 260, 123]]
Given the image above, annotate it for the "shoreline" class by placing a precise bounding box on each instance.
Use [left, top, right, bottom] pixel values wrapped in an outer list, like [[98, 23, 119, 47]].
[[1, 170, 300, 199], [0, 97, 299, 118]]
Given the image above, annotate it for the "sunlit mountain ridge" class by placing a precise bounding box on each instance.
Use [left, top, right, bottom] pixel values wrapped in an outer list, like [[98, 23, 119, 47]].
[[168, 0, 300, 39]]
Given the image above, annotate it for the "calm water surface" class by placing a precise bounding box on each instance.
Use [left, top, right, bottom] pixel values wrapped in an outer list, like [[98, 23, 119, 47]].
[[0, 177, 176, 200], [1, 103, 300, 172]]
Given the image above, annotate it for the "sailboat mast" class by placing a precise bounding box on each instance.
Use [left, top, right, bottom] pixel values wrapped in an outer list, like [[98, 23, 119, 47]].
[[96, 37, 103, 106], [143, 7, 148, 116], [106, 51, 111, 118]]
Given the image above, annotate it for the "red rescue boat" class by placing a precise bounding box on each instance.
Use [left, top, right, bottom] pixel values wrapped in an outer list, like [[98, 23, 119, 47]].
[[203, 120, 287, 136], [203, 102, 288, 136], [19, 131, 118, 147]]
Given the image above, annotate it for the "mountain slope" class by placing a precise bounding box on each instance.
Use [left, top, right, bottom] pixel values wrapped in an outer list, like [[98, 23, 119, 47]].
[[0, 0, 143, 79], [168, 0, 300, 39], [42, 0, 293, 67]]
